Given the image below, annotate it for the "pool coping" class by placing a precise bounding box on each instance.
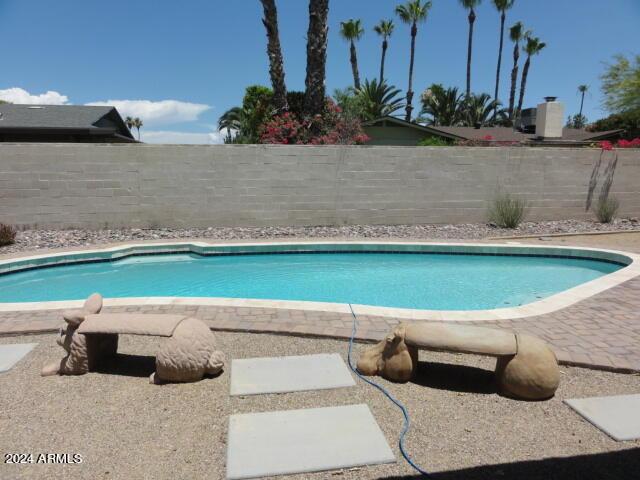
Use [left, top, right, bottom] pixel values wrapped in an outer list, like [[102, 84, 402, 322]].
[[1, 240, 639, 321]]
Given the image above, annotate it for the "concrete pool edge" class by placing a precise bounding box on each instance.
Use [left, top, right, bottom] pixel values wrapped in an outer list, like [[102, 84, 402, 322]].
[[0, 240, 638, 321]]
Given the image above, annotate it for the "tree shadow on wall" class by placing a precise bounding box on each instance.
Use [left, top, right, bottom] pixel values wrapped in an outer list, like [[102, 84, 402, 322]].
[[586, 149, 619, 211], [378, 447, 640, 480]]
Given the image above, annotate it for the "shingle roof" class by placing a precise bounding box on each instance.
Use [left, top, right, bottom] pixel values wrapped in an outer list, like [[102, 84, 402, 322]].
[[431, 126, 623, 143], [0, 104, 135, 140], [363, 116, 623, 144]]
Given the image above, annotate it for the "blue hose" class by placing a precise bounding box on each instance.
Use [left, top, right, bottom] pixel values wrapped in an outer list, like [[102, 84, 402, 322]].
[[347, 304, 431, 477]]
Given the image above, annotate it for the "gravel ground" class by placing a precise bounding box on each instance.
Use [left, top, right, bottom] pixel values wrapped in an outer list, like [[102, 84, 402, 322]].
[[1, 332, 639, 480], [2, 219, 640, 255]]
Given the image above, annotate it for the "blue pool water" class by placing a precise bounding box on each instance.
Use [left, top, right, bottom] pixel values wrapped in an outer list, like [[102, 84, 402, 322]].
[[0, 252, 621, 310]]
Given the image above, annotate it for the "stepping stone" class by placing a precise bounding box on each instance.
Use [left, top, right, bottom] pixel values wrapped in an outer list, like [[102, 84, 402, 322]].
[[230, 353, 355, 396], [0, 343, 37, 373], [226, 404, 395, 479], [565, 394, 640, 441]]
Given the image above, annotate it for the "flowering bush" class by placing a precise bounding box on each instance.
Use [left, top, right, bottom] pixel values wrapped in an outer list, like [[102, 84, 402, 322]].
[[258, 112, 304, 145], [259, 100, 369, 145], [599, 138, 640, 150], [616, 137, 640, 148]]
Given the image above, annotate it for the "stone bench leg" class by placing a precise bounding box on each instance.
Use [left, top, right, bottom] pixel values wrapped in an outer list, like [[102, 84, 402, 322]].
[[494, 334, 560, 401]]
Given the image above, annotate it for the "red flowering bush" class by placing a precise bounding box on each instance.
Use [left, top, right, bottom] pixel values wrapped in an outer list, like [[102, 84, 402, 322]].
[[259, 100, 369, 145], [616, 137, 640, 148], [599, 138, 640, 150], [259, 112, 304, 145]]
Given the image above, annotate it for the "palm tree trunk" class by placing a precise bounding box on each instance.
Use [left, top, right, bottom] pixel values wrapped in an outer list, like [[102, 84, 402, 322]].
[[579, 91, 585, 116], [516, 55, 531, 122], [136, 127, 140, 141], [350, 40, 361, 90], [508, 41, 520, 121], [493, 11, 506, 119], [380, 39, 388, 83], [405, 22, 417, 122], [260, 0, 288, 112], [466, 9, 476, 98], [304, 0, 329, 116]]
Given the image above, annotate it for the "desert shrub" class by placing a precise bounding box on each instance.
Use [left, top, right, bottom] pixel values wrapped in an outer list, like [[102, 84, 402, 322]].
[[594, 197, 620, 223], [489, 194, 528, 228], [418, 136, 452, 146], [0, 223, 17, 246]]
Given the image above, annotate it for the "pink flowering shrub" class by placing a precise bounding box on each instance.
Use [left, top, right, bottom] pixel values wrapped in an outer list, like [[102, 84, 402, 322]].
[[259, 100, 369, 145], [616, 137, 640, 148], [599, 138, 640, 150]]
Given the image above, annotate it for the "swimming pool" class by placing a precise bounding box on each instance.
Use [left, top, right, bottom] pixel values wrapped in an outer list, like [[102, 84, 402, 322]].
[[0, 245, 627, 310]]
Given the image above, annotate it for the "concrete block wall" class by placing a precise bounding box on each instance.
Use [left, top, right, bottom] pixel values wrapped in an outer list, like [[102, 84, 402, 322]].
[[0, 144, 638, 228]]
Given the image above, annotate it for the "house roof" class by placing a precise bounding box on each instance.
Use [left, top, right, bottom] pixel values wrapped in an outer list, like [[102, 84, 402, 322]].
[[363, 116, 624, 145], [0, 104, 136, 141]]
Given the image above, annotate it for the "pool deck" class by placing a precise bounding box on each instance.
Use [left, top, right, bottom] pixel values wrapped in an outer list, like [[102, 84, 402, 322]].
[[1, 235, 640, 373]]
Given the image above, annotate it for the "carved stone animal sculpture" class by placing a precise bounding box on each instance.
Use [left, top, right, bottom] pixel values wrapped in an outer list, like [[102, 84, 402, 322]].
[[42, 294, 225, 384], [357, 322, 560, 400]]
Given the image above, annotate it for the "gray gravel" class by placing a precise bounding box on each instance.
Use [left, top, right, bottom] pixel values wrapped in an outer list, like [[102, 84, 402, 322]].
[[1, 332, 639, 480], [2, 219, 640, 255]]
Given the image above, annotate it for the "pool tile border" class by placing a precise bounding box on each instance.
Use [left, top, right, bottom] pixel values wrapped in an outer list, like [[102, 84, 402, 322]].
[[0, 240, 639, 322]]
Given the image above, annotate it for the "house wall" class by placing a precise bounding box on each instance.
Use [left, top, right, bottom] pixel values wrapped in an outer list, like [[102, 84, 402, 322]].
[[363, 126, 430, 146], [0, 143, 638, 229]]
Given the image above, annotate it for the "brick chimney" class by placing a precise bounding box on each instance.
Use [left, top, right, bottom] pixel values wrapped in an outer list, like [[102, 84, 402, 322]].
[[535, 97, 564, 139]]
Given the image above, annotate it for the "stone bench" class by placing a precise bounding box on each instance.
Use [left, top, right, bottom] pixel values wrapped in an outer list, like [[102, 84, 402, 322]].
[[42, 294, 225, 384], [357, 322, 560, 400]]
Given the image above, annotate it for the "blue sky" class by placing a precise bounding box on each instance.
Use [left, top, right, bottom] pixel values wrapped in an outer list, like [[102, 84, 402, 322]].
[[1, 0, 638, 143]]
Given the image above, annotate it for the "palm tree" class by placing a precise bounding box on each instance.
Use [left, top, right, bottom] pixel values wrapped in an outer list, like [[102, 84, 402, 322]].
[[464, 93, 507, 126], [373, 20, 394, 83], [356, 79, 405, 120], [420, 84, 466, 126], [132, 117, 143, 141], [125, 116, 134, 131], [260, 0, 288, 112], [507, 21, 525, 121], [395, 0, 432, 122], [515, 34, 547, 121], [304, 0, 330, 116], [577, 84, 589, 116], [218, 107, 247, 143], [491, 0, 515, 118], [460, 0, 482, 98], [340, 19, 365, 90]]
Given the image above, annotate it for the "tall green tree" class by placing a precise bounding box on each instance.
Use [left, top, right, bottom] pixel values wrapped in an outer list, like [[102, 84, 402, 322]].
[[260, 0, 288, 112], [125, 116, 134, 131], [600, 54, 640, 113], [340, 19, 365, 90], [373, 20, 394, 83], [577, 84, 589, 117], [304, 0, 330, 116], [491, 0, 515, 118], [395, 0, 432, 122], [515, 34, 546, 120], [507, 21, 525, 121], [459, 0, 482, 98]]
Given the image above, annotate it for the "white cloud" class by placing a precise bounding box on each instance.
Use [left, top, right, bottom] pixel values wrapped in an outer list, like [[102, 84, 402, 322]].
[[86, 99, 210, 126], [0, 87, 69, 105], [142, 130, 225, 145]]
